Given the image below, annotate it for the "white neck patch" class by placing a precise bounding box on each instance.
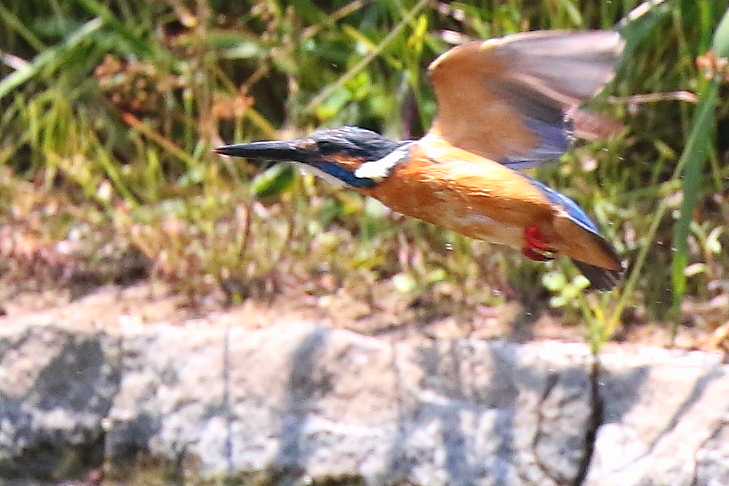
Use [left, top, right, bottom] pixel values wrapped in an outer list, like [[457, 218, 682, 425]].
[[354, 147, 408, 183]]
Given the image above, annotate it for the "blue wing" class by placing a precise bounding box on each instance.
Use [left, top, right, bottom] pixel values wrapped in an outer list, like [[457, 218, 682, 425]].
[[501, 116, 574, 169], [524, 176, 622, 290], [525, 176, 599, 234]]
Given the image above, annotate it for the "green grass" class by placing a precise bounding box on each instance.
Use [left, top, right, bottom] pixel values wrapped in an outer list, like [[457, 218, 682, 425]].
[[1, 0, 729, 347]]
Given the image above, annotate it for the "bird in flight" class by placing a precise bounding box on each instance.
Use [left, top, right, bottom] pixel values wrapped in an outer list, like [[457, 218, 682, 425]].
[[216, 30, 625, 290]]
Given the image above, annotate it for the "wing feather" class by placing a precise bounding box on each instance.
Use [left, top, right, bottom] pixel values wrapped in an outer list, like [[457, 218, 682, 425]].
[[426, 30, 624, 167]]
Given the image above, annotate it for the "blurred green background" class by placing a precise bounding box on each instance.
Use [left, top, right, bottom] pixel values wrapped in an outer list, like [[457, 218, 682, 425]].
[[1, 0, 728, 346]]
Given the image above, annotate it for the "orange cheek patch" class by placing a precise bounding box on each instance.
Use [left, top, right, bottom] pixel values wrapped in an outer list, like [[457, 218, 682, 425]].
[[331, 155, 363, 172]]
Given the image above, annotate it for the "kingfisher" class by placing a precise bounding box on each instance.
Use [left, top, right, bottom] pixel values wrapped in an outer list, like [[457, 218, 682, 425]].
[[216, 30, 625, 290]]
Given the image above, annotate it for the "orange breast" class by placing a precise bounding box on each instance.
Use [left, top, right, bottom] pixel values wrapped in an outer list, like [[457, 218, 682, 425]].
[[358, 139, 556, 250]]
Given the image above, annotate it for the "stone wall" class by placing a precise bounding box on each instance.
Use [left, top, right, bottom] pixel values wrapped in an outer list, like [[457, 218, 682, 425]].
[[1, 322, 727, 485]]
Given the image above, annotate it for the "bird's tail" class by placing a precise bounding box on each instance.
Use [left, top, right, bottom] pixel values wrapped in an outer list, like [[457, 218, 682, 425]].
[[572, 260, 623, 290]]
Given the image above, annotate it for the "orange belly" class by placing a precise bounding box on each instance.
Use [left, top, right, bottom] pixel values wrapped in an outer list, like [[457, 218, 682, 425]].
[[356, 138, 622, 272], [358, 141, 556, 250]]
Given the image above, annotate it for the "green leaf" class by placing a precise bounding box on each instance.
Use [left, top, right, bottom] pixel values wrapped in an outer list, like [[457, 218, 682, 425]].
[[250, 163, 295, 199], [550, 295, 568, 308], [363, 197, 389, 218], [220, 42, 267, 60], [707, 227, 723, 254], [209, 31, 266, 59], [426, 268, 448, 285], [542, 270, 567, 291], [712, 6, 729, 56], [315, 85, 352, 120], [617, 0, 671, 58], [573, 275, 591, 290], [393, 272, 417, 293]]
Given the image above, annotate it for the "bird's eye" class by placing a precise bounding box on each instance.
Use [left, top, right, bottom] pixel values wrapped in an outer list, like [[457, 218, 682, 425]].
[[316, 139, 336, 151]]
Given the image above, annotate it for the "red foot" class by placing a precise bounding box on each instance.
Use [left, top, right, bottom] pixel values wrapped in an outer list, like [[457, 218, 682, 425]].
[[522, 226, 556, 262]]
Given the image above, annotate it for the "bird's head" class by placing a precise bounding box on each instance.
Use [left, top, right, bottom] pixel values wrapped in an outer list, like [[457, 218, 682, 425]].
[[215, 126, 409, 188]]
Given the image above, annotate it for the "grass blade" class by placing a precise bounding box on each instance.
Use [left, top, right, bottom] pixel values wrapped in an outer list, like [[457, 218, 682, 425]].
[[0, 18, 102, 100], [617, 0, 671, 57], [671, 7, 729, 309]]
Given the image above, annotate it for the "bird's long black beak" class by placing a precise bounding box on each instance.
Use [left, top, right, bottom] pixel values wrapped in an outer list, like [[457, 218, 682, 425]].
[[214, 140, 307, 163]]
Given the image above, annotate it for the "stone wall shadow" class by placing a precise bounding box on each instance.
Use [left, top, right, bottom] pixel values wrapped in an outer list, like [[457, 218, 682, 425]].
[[270, 328, 329, 484], [403, 340, 523, 486], [387, 339, 656, 486], [0, 328, 121, 481]]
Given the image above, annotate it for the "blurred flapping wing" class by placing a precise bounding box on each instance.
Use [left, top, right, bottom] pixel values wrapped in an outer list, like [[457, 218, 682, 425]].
[[426, 30, 624, 168]]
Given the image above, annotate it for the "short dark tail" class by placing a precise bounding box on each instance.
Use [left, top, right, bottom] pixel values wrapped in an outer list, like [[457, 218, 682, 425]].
[[573, 260, 623, 291]]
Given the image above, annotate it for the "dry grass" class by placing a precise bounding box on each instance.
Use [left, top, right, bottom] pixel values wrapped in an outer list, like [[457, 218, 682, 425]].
[[1, 0, 729, 349]]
